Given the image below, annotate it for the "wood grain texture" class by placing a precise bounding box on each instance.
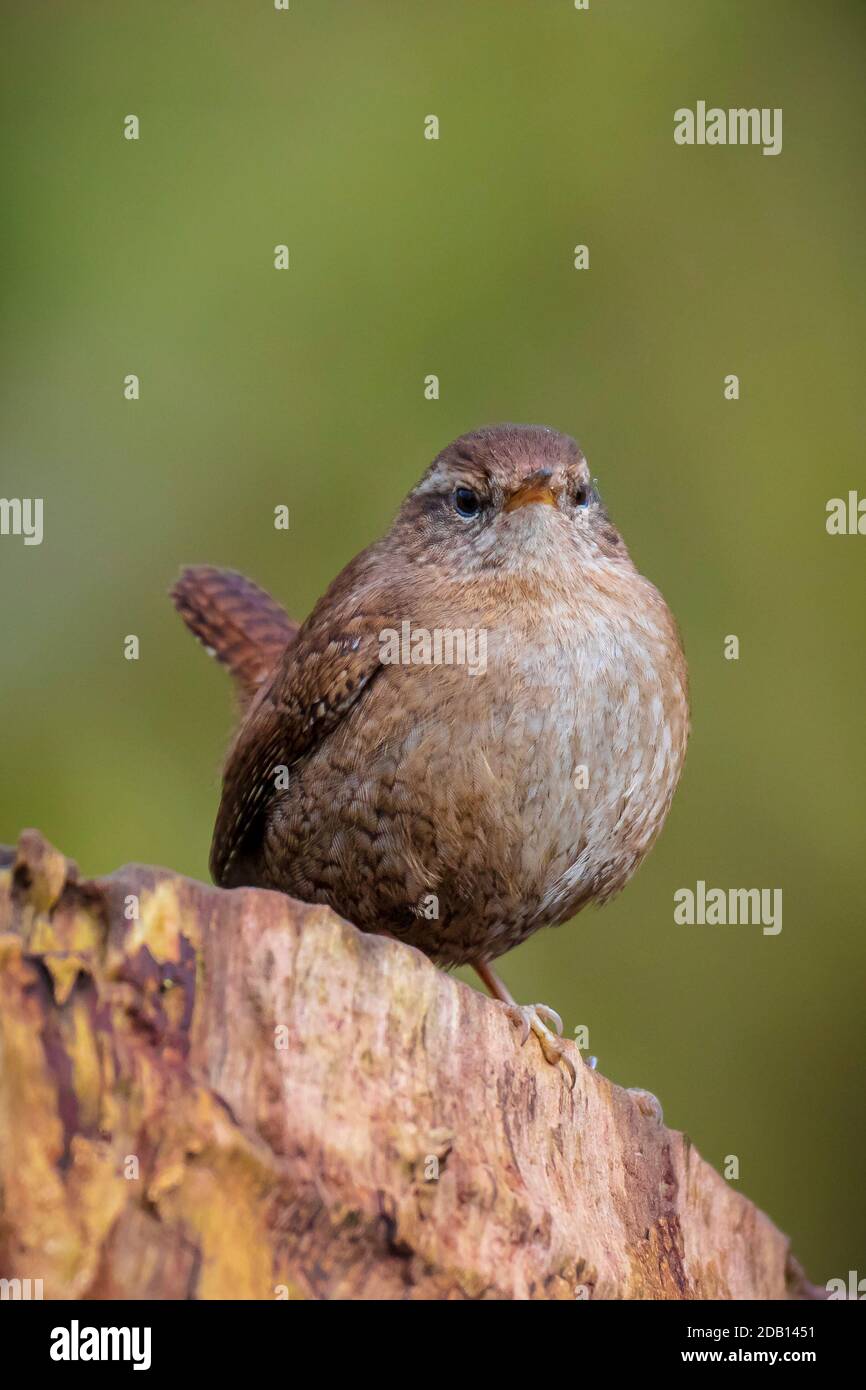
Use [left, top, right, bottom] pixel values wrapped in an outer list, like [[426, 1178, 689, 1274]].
[[0, 830, 820, 1301]]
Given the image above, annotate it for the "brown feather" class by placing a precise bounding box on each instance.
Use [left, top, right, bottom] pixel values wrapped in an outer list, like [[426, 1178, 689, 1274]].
[[171, 566, 299, 706]]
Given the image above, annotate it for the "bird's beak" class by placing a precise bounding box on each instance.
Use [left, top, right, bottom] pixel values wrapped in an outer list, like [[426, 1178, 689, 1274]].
[[503, 471, 558, 513]]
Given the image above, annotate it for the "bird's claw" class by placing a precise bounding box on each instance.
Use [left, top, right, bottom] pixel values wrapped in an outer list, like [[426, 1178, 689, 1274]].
[[503, 1002, 577, 1088], [535, 1003, 564, 1035], [627, 1087, 664, 1124]]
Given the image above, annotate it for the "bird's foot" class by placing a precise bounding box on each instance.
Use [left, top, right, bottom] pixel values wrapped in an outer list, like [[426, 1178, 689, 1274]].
[[502, 1001, 578, 1088], [472, 961, 580, 1088]]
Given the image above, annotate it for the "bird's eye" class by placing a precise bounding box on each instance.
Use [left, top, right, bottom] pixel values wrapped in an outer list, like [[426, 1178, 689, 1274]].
[[574, 484, 590, 508], [454, 486, 481, 519]]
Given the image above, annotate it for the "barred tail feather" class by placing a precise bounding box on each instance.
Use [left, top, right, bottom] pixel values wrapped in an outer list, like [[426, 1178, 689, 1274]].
[[171, 565, 299, 704]]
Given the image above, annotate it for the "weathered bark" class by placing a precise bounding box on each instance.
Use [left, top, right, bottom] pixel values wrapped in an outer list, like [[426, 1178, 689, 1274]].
[[0, 829, 819, 1300]]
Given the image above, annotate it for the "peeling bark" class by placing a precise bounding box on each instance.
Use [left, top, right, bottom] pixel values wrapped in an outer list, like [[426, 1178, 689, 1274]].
[[0, 830, 820, 1300]]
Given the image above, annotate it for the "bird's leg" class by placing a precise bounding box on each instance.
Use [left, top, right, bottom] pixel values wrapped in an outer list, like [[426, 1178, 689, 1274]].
[[473, 960, 577, 1088]]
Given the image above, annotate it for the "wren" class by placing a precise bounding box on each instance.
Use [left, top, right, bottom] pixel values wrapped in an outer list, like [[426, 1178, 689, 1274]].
[[172, 425, 689, 1081]]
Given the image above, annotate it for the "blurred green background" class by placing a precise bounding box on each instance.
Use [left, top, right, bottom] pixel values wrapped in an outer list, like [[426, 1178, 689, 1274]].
[[1, 0, 864, 1287]]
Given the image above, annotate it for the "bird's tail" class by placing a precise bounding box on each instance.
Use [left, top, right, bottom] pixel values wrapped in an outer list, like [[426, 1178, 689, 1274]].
[[171, 565, 299, 706]]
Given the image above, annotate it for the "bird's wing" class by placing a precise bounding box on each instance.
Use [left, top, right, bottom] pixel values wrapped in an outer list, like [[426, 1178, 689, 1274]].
[[171, 565, 300, 706], [209, 613, 388, 886]]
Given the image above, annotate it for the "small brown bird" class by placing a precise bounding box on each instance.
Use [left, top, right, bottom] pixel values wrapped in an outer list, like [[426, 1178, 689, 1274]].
[[173, 426, 689, 1082]]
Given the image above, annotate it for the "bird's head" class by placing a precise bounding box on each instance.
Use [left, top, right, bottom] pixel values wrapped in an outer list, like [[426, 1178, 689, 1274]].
[[393, 425, 628, 583]]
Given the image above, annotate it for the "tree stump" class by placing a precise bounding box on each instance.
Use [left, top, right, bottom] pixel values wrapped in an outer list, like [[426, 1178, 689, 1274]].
[[0, 830, 819, 1300]]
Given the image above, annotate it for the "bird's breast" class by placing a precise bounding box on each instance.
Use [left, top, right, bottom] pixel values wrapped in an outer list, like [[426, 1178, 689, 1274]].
[[409, 587, 689, 929]]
